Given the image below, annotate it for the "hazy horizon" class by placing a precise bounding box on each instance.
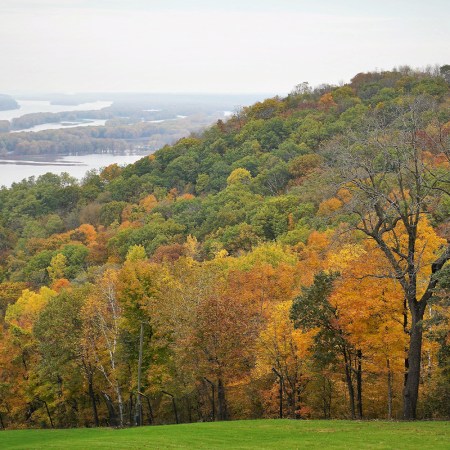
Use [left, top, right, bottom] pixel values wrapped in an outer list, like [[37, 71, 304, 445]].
[[4, 91, 277, 97], [1, 0, 449, 94]]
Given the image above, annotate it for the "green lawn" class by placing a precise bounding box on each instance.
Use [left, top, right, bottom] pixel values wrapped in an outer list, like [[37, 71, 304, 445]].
[[0, 419, 449, 449]]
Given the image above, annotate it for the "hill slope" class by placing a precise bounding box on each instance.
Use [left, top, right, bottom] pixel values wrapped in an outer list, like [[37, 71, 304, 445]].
[[0, 66, 449, 428]]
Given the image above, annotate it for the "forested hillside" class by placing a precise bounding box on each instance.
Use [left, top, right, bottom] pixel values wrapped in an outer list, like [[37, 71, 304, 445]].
[[0, 66, 449, 428]]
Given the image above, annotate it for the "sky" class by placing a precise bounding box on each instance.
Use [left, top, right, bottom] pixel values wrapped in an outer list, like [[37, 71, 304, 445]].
[[0, 0, 449, 94]]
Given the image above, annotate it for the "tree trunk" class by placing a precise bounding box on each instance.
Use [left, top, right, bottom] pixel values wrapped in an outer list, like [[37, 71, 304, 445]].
[[295, 387, 301, 420], [145, 396, 154, 425], [271, 368, 283, 419], [136, 321, 144, 426], [88, 374, 99, 427], [403, 301, 425, 420], [116, 385, 124, 427], [217, 378, 228, 421], [38, 398, 54, 428], [343, 350, 356, 419], [185, 396, 192, 423], [287, 391, 295, 419], [320, 376, 332, 419], [162, 391, 178, 424], [356, 349, 363, 419], [129, 393, 134, 426], [172, 396, 179, 424], [203, 377, 216, 421], [102, 392, 118, 427], [195, 393, 204, 422], [387, 359, 393, 420], [403, 297, 409, 388]]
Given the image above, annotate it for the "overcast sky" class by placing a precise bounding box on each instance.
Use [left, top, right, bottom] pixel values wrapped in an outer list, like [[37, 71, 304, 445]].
[[1, 0, 449, 94]]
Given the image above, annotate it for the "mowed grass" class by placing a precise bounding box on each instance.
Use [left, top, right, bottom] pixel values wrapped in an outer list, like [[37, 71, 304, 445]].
[[0, 419, 449, 450]]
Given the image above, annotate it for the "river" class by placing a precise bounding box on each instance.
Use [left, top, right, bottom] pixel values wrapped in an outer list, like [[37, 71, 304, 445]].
[[0, 100, 113, 121], [0, 153, 148, 188], [0, 100, 112, 133]]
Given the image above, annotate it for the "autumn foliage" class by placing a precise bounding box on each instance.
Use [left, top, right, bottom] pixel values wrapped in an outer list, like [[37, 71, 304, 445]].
[[0, 67, 449, 428]]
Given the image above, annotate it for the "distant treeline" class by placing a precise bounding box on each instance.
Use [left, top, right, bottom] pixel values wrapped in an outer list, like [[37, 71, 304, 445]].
[[0, 113, 224, 156], [6, 106, 223, 131]]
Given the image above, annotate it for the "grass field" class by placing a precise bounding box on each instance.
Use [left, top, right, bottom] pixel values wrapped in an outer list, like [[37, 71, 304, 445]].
[[0, 419, 449, 449]]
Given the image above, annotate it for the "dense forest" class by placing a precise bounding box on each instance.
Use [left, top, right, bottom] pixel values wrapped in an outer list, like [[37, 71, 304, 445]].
[[0, 66, 449, 428]]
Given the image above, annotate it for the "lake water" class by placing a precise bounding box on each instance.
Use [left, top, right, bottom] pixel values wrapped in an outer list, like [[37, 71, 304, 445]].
[[0, 153, 148, 188]]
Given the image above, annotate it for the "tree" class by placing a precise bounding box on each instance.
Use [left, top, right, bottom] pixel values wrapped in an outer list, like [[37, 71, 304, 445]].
[[440, 65, 450, 83], [34, 286, 99, 427], [327, 240, 408, 419], [325, 96, 450, 419], [180, 260, 259, 421], [290, 272, 360, 419], [81, 269, 124, 426], [226, 168, 252, 186], [2, 287, 57, 426], [47, 253, 67, 282], [256, 301, 311, 418], [0, 281, 28, 319]]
